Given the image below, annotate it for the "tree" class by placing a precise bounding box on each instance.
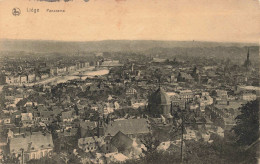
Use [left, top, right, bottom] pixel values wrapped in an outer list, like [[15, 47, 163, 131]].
[[141, 134, 160, 155], [232, 99, 259, 146]]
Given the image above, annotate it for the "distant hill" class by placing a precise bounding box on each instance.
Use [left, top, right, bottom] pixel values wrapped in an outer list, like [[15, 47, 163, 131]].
[[0, 39, 258, 53], [145, 46, 259, 60]]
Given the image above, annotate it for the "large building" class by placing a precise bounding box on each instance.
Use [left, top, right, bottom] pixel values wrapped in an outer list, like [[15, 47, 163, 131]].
[[104, 118, 151, 138], [148, 87, 172, 117], [9, 132, 54, 163]]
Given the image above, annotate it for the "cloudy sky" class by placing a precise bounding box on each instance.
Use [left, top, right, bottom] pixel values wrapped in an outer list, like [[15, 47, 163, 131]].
[[0, 0, 259, 43]]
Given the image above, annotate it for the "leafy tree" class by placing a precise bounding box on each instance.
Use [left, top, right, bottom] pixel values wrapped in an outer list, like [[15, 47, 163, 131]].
[[232, 99, 259, 146], [141, 134, 160, 155]]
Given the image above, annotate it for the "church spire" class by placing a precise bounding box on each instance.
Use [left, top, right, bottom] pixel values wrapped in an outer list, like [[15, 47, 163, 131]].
[[247, 47, 250, 61], [158, 78, 161, 89], [244, 47, 252, 70]]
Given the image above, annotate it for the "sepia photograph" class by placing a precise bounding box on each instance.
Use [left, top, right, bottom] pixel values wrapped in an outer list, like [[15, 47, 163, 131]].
[[0, 0, 259, 163]]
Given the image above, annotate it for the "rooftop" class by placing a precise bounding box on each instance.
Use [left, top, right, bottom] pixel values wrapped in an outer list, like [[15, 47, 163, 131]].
[[105, 118, 150, 136], [9, 132, 54, 153]]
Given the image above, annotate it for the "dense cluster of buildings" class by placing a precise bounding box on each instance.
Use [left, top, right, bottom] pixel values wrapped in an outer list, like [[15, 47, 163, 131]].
[[0, 49, 259, 163], [4, 61, 91, 85]]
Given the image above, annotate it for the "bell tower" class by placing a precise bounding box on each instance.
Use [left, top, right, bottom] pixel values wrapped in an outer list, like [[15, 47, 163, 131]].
[[97, 116, 105, 137]]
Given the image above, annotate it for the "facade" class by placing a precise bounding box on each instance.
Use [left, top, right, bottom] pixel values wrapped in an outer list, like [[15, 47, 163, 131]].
[[241, 93, 257, 101], [21, 113, 34, 126], [27, 74, 36, 83], [20, 75, 28, 84], [9, 132, 54, 162], [5, 76, 14, 84], [126, 88, 137, 96], [78, 136, 104, 152], [61, 111, 74, 122], [216, 90, 228, 98], [179, 90, 194, 103]]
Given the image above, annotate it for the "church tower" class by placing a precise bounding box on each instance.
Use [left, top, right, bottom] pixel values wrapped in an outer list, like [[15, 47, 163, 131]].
[[247, 48, 250, 61], [97, 117, 105, 137], [244, 48, 252, 70]]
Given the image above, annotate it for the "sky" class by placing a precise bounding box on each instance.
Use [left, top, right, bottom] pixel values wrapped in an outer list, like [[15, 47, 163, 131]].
[[0, 0, 259, 43]]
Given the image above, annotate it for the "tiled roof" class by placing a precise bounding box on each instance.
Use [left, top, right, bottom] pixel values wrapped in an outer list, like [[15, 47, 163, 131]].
[[110, 131, 133, 152], [62, 111, 73, 119], [9, 132, 53, 153], [80, 121, 97, 130], [105, 118, 150, 136], [78, 136, 104, 145]]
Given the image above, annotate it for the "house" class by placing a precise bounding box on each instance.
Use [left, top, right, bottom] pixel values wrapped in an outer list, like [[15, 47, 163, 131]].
[[78, 136, 104, 152], [109, 131, 133, 156], [21, 113, 33, 127], [126, 88, 137, 96], [131, 101, 146, 109], [9, 132, 54, 162], [61, 111, 74, 122], [241, 93, 256, 101], [80, 121, 97, 138], [209, 126, 224, 138], [58, 128, 78, 137], [5, 75, 14, 84], [184, 128, 198, 141], [216, 90, 228, 99], [39, 111, 54, 125], [9, 128, 26, 137], [40, 73, 49, 80], [179, 90, 194, 102], [27, 74, 36, 83], [0, 115, 12, 125], [104, 152, 129, 163], [199, 92, 213, 106], [177, 72, 193, 82], [104, 118, 151, 138], [103, 103, 114, 115]]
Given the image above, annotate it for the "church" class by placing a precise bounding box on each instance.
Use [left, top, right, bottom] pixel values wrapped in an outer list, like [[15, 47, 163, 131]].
[[147, 86, 173, 119]]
